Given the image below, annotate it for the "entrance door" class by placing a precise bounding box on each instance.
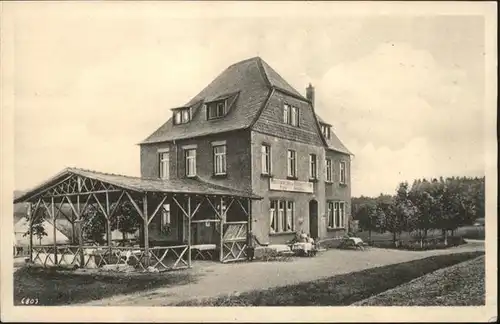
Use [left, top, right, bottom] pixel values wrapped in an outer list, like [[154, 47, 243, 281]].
[[309, 200, 318, 239]]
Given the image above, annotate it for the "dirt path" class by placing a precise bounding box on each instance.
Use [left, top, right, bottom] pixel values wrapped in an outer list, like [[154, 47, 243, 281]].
[[81, 241, 484, 306]]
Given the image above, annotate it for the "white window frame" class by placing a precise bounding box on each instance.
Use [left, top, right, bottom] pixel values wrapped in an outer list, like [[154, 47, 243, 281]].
[[283, 104, 289, 124], [270, 200, 277, 234], [174, 108, 191, 125], [327, 202, 334, 228], [182, 109, 190, 122], [185, 149, 197, 177], [321, 125, 331, 139], [309, 154, 317, 180], [261, 144, 271, 175], [328, 201, 346, 229], [208, 100, 226, 119], [159, 151, 170, 180], [339, 202, 345, 228], [278, 201, 285, 233], [286, 201, 294, 232], [161, 204, 171, 232], [290, 106, 298, 126], [270, 199, 294, 234], [325, 159, 332, 182], [287, 150, 297, 178], [213, 145, 227, 175], [174, 111, 182, 125], [340, 161, 346, 184]]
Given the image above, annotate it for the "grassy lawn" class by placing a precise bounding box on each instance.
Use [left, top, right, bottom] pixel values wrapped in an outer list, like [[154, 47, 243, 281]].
[[355, 255, 485, 306], [14, 266, 197, 306], [174, 251, 484, 306]]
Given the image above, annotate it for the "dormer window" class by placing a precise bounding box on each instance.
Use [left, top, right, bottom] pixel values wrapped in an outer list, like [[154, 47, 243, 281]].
[[207, 100, 227, 120], [283, 104, 299, 126], [321, 124, 331, 139], [173, 108, 191, 125]]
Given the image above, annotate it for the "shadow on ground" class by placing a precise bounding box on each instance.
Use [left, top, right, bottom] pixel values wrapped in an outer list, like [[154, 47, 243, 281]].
[[13, 266, 200, 306]]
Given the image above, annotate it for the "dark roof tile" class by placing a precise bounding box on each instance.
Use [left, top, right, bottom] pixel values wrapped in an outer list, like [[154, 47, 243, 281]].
[[14, 168, 262, 203]]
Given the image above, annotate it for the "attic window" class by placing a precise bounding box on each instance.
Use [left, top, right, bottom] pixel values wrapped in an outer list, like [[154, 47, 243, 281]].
[[321, 125, 331, 139], [283, 104, 299, 126], [173, 108, 191, 125], [207, 100, 227, 120]]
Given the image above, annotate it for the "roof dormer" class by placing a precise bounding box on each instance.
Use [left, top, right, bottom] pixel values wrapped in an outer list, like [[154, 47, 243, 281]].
[[320, 123, 331, 139], [172, 107, 192, 125], [203, 92, 239, 121], [206, 99, 227, 120]]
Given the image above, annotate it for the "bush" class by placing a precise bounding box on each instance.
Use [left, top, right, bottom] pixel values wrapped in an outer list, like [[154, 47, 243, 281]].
[[370, 236, 466, 251], [317, 239, 342, 250]]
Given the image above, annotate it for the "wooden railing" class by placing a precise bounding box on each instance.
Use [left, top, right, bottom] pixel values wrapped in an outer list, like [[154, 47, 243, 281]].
[[30, 244, 189, 272]]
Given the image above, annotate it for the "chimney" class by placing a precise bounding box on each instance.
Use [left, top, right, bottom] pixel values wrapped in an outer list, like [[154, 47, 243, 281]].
[[306, 83, 315, 108]]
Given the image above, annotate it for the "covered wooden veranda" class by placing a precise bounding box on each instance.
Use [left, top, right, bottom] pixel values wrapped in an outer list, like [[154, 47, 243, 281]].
[[14, 168, 261, 272]]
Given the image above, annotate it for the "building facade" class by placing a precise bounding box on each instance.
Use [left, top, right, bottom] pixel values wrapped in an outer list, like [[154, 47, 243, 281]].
[[139, 57, 352, 245]]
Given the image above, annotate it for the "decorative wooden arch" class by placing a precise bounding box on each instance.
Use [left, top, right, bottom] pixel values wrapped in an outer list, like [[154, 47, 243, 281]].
[[15, 168, 261, 271]]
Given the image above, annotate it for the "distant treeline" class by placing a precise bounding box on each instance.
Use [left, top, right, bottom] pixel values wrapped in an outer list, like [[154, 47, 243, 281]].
[[352, 176, 485, 246]]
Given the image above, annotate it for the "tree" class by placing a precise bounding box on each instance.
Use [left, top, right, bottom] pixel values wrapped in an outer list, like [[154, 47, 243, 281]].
[[409, 180, 436, 248], [355, 203, 377, 241], [110, 200, 141, 240], [390, 182, 418, 246], [23, 208, 48, 244], [81, 204, 106, 244]]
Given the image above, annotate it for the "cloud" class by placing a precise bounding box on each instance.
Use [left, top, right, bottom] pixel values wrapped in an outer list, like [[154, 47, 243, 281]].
[[312, 42, 484, 195], [350, 137, 433, 196]]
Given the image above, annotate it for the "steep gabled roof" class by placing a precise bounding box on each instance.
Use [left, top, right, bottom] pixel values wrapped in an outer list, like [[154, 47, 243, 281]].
[[316, 114, 352, 155], [140, 57, 307, 144]]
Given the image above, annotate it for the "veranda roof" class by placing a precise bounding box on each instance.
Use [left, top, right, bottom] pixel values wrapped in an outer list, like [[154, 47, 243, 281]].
[[14, 167, 262, 204]]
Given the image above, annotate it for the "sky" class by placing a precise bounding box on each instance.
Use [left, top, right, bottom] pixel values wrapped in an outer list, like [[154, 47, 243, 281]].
[[7, 2, 492, 197]]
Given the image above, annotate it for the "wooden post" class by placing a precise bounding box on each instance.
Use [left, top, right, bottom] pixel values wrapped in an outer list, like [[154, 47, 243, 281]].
[[28, 202, 33, 263], [71, 208, 76, 245], [219, 197, 224, 262], [247, 198, 252, 244], [77, 192, 84, 267], [187, 196, 192, 268], [52, 197, 58, 265], [105, 192, 112, 258], [143, 193, 149, 267]]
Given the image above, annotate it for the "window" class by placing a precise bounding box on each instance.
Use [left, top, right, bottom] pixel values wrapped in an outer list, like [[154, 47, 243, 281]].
[[309, 154, 317, 179], [283, 104, 299, 126], [213, 145, 227, 175], [270, 200, 277, 234], [161, 204, 171, 232], [283, 104, 289, 124], [321, 125, 331, 139], [286, 201, 295, 232], [270, 199, 295, 234], [207, 100, 226, 119], [339, 202, 345, 228], [327, 202, 334, 228], [287, 150, 297, 178], [261, 144, 271, 175], [159, 152, 169, 180], [291, 106, 298, 126], [328, 201, 345, 229], [278, 200, 285, 232], [325, 159, 332, 182], [340, 161, 346, 184], [185, 149, 196, 177], [173, 108, 191, 125]]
